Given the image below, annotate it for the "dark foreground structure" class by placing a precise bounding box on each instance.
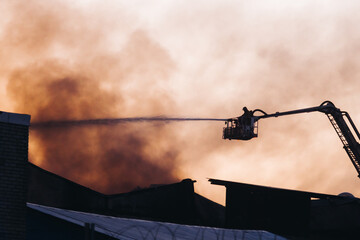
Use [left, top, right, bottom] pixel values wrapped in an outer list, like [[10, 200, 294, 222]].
[[1, 110, 360, 239], [210, 179, 360, 239], [26, 168, 360, 240], [0, 111, 30, 240], [28, 163, 225, 227]]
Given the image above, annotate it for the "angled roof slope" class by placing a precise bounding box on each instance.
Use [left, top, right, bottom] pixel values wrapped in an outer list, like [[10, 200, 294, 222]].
[[28, 163, 224, 226], [28, 203, 287, 240]]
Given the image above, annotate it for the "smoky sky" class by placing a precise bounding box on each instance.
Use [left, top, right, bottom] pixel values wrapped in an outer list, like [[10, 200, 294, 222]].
[[2, 0, 182, 193], [2, 0, 360, 202]]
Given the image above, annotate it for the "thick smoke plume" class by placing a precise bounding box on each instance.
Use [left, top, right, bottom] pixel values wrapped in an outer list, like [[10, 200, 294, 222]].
[[3, 0, 360, 203], [3, 0, 184, 193], [8, 60, 182, 193]]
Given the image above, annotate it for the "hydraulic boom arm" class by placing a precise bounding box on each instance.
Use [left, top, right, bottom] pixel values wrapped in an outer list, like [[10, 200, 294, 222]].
[[223, 101, 360, 177]]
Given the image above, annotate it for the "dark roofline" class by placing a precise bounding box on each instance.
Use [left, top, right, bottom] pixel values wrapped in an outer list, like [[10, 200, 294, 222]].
[[30, 162, 196, 198], [208, 178, 351, 199], [29, 162, 105, 198], [194, 192, 224, 208], [107, 178, 196, 198], [0, 111, 31, 126]]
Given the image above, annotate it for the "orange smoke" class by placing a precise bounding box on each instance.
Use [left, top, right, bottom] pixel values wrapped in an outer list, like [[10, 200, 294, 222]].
[[3, 0, 360, 204], [3, 0, 181, 193]]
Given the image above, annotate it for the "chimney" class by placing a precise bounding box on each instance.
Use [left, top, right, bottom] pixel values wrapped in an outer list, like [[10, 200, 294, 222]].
[[0, 111, 30, 240]]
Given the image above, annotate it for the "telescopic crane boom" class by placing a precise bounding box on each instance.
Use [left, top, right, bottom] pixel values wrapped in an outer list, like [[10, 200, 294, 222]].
[[223, 101, 360, 177]]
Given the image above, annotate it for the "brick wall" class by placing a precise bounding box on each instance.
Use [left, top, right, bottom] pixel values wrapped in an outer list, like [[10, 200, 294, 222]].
[[0, 112, 30, 240]]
